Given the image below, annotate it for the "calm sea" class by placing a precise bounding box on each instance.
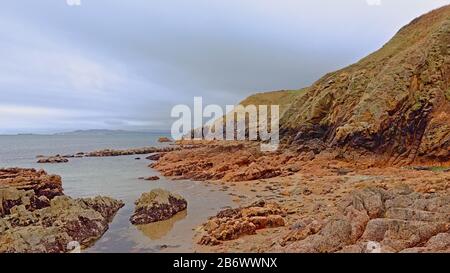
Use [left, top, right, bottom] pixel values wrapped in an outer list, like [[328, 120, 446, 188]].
[[0, 132, 232, 253]]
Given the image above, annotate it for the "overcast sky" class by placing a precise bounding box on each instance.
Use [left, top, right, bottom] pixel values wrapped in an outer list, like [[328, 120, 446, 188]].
[[0, 0, 449, 134]]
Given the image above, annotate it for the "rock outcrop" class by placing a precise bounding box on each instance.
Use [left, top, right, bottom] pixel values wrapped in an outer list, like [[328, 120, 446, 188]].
[[37, 146, 179, 160], [197, 6, 450, 166], [0, 194, 124, 253], [143, 176, 160, 181], [281, 187, 450, 253], [198, 200, 286, 246], [158, 137, 172, 143], [152, 141, 300, 182], [0, 168, 63, 214], [130, 189, 187, 225], [0, 168, 124, 253], [151, 7, 450, 188], [37, 155, 69, 164], [275, 6, 450, 164], [146, 153, 163, 161], [85, 147, 178, 157]]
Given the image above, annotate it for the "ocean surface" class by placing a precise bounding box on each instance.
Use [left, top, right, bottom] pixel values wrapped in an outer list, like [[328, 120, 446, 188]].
[[0, 132, 232, 252]]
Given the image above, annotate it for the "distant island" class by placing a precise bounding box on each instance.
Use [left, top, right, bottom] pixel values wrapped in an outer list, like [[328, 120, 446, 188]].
[[2, 129, 171, 136], [54, 129, 149, 136]]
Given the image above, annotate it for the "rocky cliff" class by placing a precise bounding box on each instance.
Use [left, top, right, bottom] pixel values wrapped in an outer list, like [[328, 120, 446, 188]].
[[244, 5, 450, 165]]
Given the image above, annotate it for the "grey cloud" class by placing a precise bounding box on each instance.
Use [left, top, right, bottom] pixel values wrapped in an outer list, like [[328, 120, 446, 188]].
[[0, 0, 449, 133]]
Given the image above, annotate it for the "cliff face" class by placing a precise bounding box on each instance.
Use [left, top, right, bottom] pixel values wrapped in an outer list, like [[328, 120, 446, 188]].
[[246, 6, 450, 164]]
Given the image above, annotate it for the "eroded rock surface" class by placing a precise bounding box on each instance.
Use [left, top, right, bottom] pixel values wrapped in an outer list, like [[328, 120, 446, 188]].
[[152, 142, 301, 182], [198, 200, 286, 246], [282, 187, 450, 253], [0, 168, 124, 253], [0, 193, 123, 253], [130, 188, 187, 225], [0, 168, 63, 217], [186, 6, 450, 166], [277, 6, 450, 164]]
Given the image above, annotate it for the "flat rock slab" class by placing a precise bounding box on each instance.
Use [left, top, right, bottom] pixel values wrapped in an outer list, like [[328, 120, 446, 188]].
[[37, 156, 69, 164], [281, 187, 450, 253]]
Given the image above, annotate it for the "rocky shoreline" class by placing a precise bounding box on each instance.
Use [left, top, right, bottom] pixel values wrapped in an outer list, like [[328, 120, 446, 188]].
[[0, 165, 193, 253], [3, 139, 450, 253], [36, 146, 180, 163], [145, 140, 450, 253]]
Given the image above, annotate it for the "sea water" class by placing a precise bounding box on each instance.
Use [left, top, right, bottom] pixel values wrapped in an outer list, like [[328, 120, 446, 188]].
[[0, 132, 232, 252]]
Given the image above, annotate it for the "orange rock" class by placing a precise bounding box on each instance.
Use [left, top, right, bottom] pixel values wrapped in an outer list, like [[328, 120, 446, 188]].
[[197, 200, 286, 245]]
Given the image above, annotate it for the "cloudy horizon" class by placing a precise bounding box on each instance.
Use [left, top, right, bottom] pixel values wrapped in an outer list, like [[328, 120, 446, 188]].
[[1, 0, 449, 134]]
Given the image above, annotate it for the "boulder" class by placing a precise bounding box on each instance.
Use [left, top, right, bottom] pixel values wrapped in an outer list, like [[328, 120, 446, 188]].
[[130, 189, 187, 225], [400, 233, 450, 253]]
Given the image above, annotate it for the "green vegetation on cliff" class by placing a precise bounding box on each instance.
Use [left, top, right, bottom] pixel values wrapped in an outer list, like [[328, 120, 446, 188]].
[[238, 5, 450, 163]]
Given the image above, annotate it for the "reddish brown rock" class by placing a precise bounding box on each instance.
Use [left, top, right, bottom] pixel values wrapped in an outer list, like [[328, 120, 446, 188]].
[[280, 219, 325, 246], [0, 168, 63, 216], [198, 200, 286, 246], [276, 6, 450, 165], [173, 6, 450, 169], [400, 233, 450, 253], [282, 187, 450, 253], [158, 137, 172, 143], [152, 141, 300, 182]]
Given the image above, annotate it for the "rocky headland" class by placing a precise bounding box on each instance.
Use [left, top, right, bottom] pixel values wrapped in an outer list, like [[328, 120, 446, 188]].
[[148, 141, 450, 253], [151, 6, 450, 253], [3, 5, 449, 254]]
